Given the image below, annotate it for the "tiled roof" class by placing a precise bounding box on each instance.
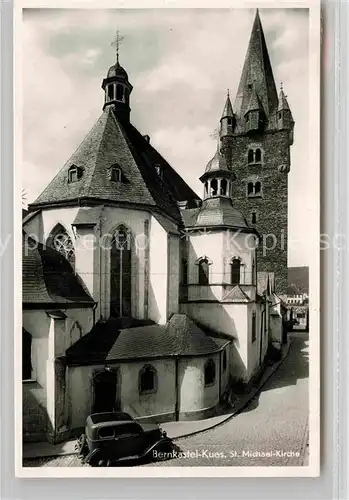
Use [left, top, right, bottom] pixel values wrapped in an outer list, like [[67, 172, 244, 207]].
[[234, 10, 278, 121], [30, 108, 199, 223], [278, 89, 291, 112], [66, 313, 229, 365], [22, 232, 94, 306], [181, 197, 253, 231], [203, 147, 230, 175], [245, 86, 264, 114], [221, 94, 234, 118], [72, 206, 104, 226], [153, 213, 181, 235], [287, 267, 309, 294]]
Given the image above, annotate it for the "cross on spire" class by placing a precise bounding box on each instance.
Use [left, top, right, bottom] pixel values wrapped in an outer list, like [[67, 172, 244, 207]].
[[111, 30, 124, 63]]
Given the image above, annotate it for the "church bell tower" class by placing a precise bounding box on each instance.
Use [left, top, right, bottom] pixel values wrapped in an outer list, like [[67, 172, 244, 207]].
[[220, 10, 294, 295]]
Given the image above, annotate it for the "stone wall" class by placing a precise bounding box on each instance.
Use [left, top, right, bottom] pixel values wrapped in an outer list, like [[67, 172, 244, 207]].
[[222, 129, 290, 294]]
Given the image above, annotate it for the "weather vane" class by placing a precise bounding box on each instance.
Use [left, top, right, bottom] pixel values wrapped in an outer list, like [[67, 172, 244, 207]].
[[111, 30, 124, 63]]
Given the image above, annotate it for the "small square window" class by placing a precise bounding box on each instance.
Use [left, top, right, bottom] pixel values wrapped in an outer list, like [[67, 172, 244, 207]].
[[251, 212, 257, 224], [155, 165, 162, 178], [68, 169, 78, 183], [110, 167, 122, 182]]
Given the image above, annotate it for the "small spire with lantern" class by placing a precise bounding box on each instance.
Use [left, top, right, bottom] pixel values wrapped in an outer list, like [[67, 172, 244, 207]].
[[101, 30, 133, 122], [277, 82, 294, 144]]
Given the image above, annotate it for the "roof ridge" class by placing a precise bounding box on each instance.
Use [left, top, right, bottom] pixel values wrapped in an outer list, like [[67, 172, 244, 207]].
[[31, 113, 107, 206], [108, 110, 158, 208], [85, 110, 112, 197]]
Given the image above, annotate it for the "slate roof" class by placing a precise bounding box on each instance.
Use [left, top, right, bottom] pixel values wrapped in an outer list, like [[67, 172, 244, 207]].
[[30, 107, 200, 223], [22, 232, 94, 306], [288, 267, 309, 294], [221, 94, 234, 118], [181, 197, 253, 232], [66, 313, 230, 365], [202, 146, 230, 176], [245, 86, 264, 114], [278, 89, 291, 112], [234, 10, 278, 120], [72, 206, 104, 226]]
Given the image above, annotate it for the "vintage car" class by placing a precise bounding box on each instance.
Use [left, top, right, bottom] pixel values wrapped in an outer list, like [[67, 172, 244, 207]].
[[75, 412, 174, 466]]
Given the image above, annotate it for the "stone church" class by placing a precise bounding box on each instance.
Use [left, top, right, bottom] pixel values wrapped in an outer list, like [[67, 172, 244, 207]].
[[22, 10, 292, 443]]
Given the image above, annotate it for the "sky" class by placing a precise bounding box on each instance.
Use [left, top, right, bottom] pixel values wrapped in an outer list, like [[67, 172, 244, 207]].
[[22, 8, 311, 266]]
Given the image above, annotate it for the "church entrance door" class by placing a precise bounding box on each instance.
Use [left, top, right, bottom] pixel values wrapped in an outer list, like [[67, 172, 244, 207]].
[[92, 369, 120, 413], [110, 228, 132, 318]]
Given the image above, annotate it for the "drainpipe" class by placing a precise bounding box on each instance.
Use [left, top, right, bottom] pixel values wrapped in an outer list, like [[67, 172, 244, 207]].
[[259, 305, 265, 366], [175, 357, 180, 421], [218, 352, 222, 401]]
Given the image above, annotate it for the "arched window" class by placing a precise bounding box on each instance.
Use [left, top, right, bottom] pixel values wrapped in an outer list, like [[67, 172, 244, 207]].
[[110, 226, 132, 318], [204, 359, 216, 386], [248, 149, 254, 164], [211, 179, 218, 196], [255, 148, 262, 162], [107, 84, 115, 101], [230, 258, 241, 285], [116, 84, 124, 101], [247, 182, 254, 196], [220, 179, 228, 196], [68, 165, 78, 183], [255, 181, 261, 195], [139, 364, 157, 394], [22, 329, 32, 381], [252, 312, 257, 342], [47, 224, 75, 269], [124, 87, 129, 104], [198, 258, 210, 285], [222, 350, 227, 372]]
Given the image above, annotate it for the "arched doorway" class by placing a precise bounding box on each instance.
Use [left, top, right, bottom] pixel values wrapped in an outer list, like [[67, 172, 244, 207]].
[[110, 227, 132, 318], [92, 369, 120, 413]]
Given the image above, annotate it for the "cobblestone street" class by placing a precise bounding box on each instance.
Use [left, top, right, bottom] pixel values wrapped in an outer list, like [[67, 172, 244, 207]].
[[23, 332, 309, 468]]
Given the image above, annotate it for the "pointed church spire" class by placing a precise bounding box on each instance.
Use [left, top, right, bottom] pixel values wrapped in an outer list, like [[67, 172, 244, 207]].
[[221, 90, 234, 119], [234, 9, 278, 119], [277, 83, 294, 143], [278, 86, 290, 112]]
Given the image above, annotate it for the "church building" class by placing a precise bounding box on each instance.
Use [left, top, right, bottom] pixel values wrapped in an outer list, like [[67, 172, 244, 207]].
[[22, 11, 290, 444]]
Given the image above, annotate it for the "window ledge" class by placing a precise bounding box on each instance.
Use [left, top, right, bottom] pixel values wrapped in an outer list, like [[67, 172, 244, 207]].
[[23, 379, 37, 384], [204, 382, 216, 388], [139, 389, 157, 396]]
